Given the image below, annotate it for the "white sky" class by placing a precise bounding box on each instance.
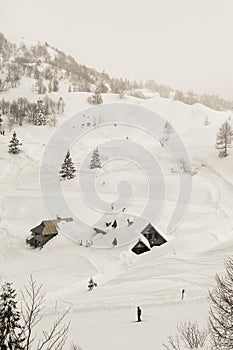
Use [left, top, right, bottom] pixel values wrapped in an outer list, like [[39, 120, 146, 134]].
[[1, 0, 233, 99]]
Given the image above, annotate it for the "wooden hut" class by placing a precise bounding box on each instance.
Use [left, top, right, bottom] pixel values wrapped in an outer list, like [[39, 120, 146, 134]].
[[141, 223, 167, 247], [131, 238, 151, 255], [131, 222, 167, 255], [26, 217, 73, 248]]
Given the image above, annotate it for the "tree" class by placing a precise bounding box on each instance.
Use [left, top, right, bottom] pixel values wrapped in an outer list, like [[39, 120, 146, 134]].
[[0, 282, 24, 350], [34, 99, 46, 126], [90, 148, 101, 169], [87, 88, 103, 105], [8, 131, 22, 154], [163, 321, 207, 350], [60, 150, 76, 180], [209, 257, 233, 349], [216, 120, 233, 157], [160, 120, 174, 146]]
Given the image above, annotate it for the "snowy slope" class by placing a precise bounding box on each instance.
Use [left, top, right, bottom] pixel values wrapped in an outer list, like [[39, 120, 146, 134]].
[[0, 85, 233, 349]]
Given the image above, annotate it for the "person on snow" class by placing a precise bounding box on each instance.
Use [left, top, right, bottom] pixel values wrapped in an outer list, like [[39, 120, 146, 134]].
[[181, 288, 185, 300], [137, 306, 142, 322]]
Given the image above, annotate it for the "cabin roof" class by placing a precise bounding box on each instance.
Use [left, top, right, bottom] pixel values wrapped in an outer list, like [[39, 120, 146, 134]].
[[132, 236, 151, 252], [31, 217, 73, 235]]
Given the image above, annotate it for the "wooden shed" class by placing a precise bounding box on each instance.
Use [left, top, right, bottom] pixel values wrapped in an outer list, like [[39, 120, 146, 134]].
[[131, 221, 167, 255], [141, 223, 167, 248], [131, 238, 151, 255], [26, 217, 73, 248]]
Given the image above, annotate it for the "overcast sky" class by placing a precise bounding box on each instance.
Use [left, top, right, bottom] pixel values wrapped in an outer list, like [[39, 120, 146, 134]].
[[1, 0, 233, 99]]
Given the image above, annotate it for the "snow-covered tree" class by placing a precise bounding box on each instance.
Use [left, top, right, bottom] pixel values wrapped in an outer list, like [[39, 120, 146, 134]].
[[60, 150, 76, 180], [0, 282, 24, 350], [216, 120, 233, 157], [160, 120, 174, 146], [209, 257, 233, 349], [90, 148, 101, 169], [8, 131, 22, 154], [87, 89, 103, 105], [34, 99, 46, 126]]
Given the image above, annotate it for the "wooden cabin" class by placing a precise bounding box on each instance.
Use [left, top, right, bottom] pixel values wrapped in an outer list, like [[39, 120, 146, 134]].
[[131, 222, 167, 255], [141, 223, 167, 248], [26, 217, 73, 248], [131, 238, 151, 255]]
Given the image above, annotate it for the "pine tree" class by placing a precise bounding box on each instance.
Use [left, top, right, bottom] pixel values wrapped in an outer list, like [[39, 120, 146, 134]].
[[60, 150, 76, 180], [90, 148, 101, 169], [34, 99, 46, 126], [8, 131, 22, 154], [160, 121, 174, 146], [87, 88, 103, 105], [209, 257, 233, 349], [0, 282, 24, 350], [216, 120, 233, 157]]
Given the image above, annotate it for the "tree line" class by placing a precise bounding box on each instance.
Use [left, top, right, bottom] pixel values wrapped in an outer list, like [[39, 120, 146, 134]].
[[0, 96, 65, 128]]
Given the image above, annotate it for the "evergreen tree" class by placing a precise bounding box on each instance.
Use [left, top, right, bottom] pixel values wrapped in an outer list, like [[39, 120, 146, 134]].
[[87, 88, 103, 105], [0, 282, 24, 350], [60, 150, 76, 180], [34, 99, 46, 126], [209, 257, 233, 349], [8, 131, 22, 154], [216, 120, 233, 157], [160, 120, 174, 146], [90, 148, 101, 169]]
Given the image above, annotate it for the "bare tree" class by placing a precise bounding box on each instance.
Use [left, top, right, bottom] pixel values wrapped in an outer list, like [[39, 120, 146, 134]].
[[21, 275, 70, 350], [209, 257, 233, 350], [163, 335, 181, 350], [21, 275, 44, 350], [37, 309, 70, 350], [178, 321, 208, 348], [163, 321, 208, 350]]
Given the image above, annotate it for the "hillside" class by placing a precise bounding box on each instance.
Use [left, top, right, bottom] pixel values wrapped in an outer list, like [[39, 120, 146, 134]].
[[0, 32, 233, 111], [1, 32, 233, 349], [0, 76, 233, 347]]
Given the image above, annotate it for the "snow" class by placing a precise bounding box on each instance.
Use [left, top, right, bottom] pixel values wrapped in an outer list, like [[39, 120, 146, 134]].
[[0, 84, 233, 348]]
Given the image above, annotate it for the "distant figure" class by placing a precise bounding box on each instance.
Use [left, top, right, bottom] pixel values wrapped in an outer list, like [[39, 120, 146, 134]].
[[122, 207, 126, 212], [2, 130, 5, 136], [111, 203, 114, 210], [112, 219, 117, 229], [88, 277, 97, 291], [181, 288, 185, 300], [137, 306, 142, 322]]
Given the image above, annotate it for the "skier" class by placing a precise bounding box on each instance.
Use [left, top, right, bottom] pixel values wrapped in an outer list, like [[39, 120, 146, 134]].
[[181, 288, 185, 300], [137, 306, 142, 322]]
